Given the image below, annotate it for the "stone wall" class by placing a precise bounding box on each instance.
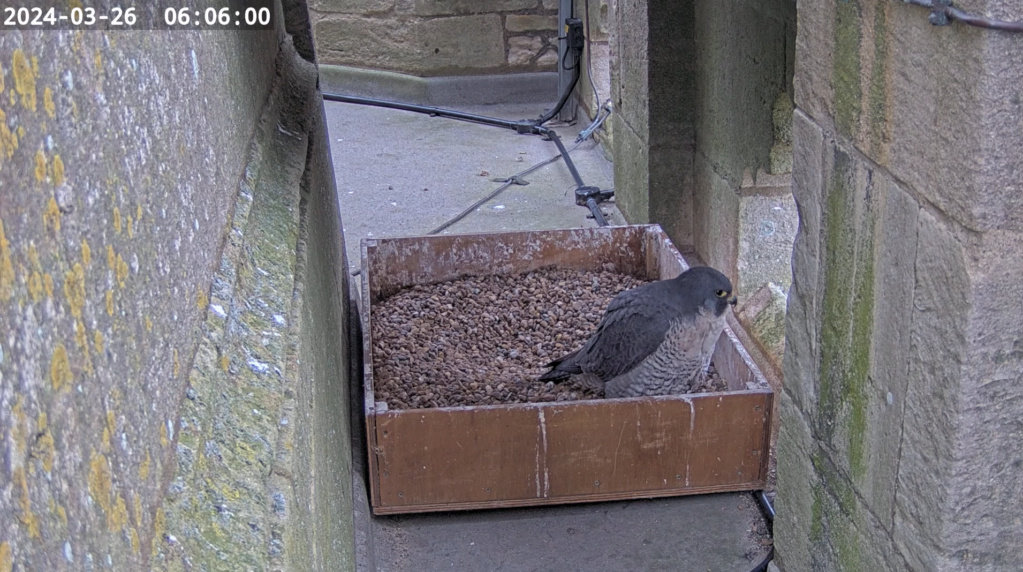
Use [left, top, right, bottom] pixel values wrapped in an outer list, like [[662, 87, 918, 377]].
[[775, 1, 1023, 570], [610, 0, 796, 371], [0, 2, 354, 570], [310, 0, 561, 76]]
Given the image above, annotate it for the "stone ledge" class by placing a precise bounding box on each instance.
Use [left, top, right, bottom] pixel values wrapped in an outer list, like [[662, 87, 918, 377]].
[[318, 64, 558, 105]]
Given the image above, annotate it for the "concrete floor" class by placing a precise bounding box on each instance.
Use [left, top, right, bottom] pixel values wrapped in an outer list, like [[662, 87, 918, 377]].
[[323, 93, 772, 572]]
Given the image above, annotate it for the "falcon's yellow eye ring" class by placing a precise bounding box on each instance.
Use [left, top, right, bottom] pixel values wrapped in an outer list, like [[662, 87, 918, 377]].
[[716, 290, 729, 298]]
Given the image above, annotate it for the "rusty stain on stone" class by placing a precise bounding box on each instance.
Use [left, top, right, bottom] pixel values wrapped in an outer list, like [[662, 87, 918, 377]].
[[50, 343, 72, 391], [12, 49, 36, 112]]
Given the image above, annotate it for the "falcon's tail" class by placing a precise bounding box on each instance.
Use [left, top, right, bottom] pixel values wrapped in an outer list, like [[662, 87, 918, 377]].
[[538, 349, 583, 382]]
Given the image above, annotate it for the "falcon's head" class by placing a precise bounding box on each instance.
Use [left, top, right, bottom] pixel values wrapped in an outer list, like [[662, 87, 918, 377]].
[[676, 266, 737, 317]]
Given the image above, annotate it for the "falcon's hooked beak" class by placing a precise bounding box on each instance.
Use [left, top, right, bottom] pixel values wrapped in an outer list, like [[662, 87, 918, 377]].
[[728, 296, 738, 307]]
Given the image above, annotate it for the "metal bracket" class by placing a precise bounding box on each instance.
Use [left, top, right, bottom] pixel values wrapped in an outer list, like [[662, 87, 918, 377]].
[[929, 0, 952, 26]]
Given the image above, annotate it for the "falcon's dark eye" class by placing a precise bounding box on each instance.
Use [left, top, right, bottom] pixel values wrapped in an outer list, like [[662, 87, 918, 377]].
[[716, 290, 728, 298]]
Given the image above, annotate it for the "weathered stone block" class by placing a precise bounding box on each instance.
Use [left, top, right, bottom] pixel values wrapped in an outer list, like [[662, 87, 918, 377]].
[[506, 14, 558, 32], [792, 0, 835, 126], [692, 152, 739, 280], [694, 0, 790, 186], [507, 36, 544, 66], [774, 391, 817, 572], [413, 0, 536, 16], [314, 15, 505, 75], [783, 109, 824, 412], [894, 208, 968, 571], [309, 0, 394, 14], [610, 116, 650, 224]]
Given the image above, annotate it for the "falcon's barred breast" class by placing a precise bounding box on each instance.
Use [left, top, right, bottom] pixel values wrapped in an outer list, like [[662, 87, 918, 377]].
[[538, 266, 737, 398]]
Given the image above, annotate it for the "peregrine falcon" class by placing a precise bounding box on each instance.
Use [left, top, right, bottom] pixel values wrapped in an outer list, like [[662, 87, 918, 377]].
[[538, 266, 737, 398]]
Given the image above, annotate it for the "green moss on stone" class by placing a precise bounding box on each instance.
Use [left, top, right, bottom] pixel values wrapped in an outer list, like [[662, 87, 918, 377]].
[[867, 3, 890, 158], [818, 148, 876, 481], [834, 1, 862, 137]]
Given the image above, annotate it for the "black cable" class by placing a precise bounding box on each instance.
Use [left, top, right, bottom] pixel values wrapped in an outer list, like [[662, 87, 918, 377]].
[[426, 140, 587, 235]]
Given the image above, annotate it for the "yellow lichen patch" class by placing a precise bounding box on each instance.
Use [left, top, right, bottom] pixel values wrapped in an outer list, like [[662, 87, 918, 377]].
[[88, 451, 114, 520], [81, 238, 91, 266], [0, 109, 17, 163], [64, 263, 86, 318], [101, 426, 111, 451], [172, 348, 180, 377], [31, 413, 55, 473], [112, 206, 121, 234], [73, 319, 86, 348], [12, 398, 26, 456], [43, 273, 54, 298], [0, 220, 12, 301], [27, 271, 43, 302], [109, 492, 128, 532], [34, 150, 46, 182], [145, 315, 152, 332], [0, 61, 4, 92], [52, 154, 64, 186], [16, 126, 24, 139], [159, 424, 169, 447], [130, 526, 140, 554], [154, 506, 166, 541], [136, 203, 142, 222], [12, 49, 36, 112], [93, 50, 102, 73], [50, 343, 72, 391], [220, 354, 229, 372], [43, 197, 61, 232], [14, 467, 40, 538], [105, 289, 114, 316], [69, 0, 83, 11], [106, 409, 116, 437], [115, 253, 128, 288], [0, 542, 10, 572], [132, 494, 142, 524], [196, 287, 208, 310], [106, 244, 115, 269], [126, 215, 134, 238], [94, 330, 104, 354], [44, 87, 55, 118], [27, 243, 39, 269], [139, 450, 151, 480], [56, 504, 68, 526]]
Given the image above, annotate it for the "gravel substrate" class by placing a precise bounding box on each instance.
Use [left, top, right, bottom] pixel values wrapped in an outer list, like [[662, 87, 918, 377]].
[[371, 267, 729, 410]]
